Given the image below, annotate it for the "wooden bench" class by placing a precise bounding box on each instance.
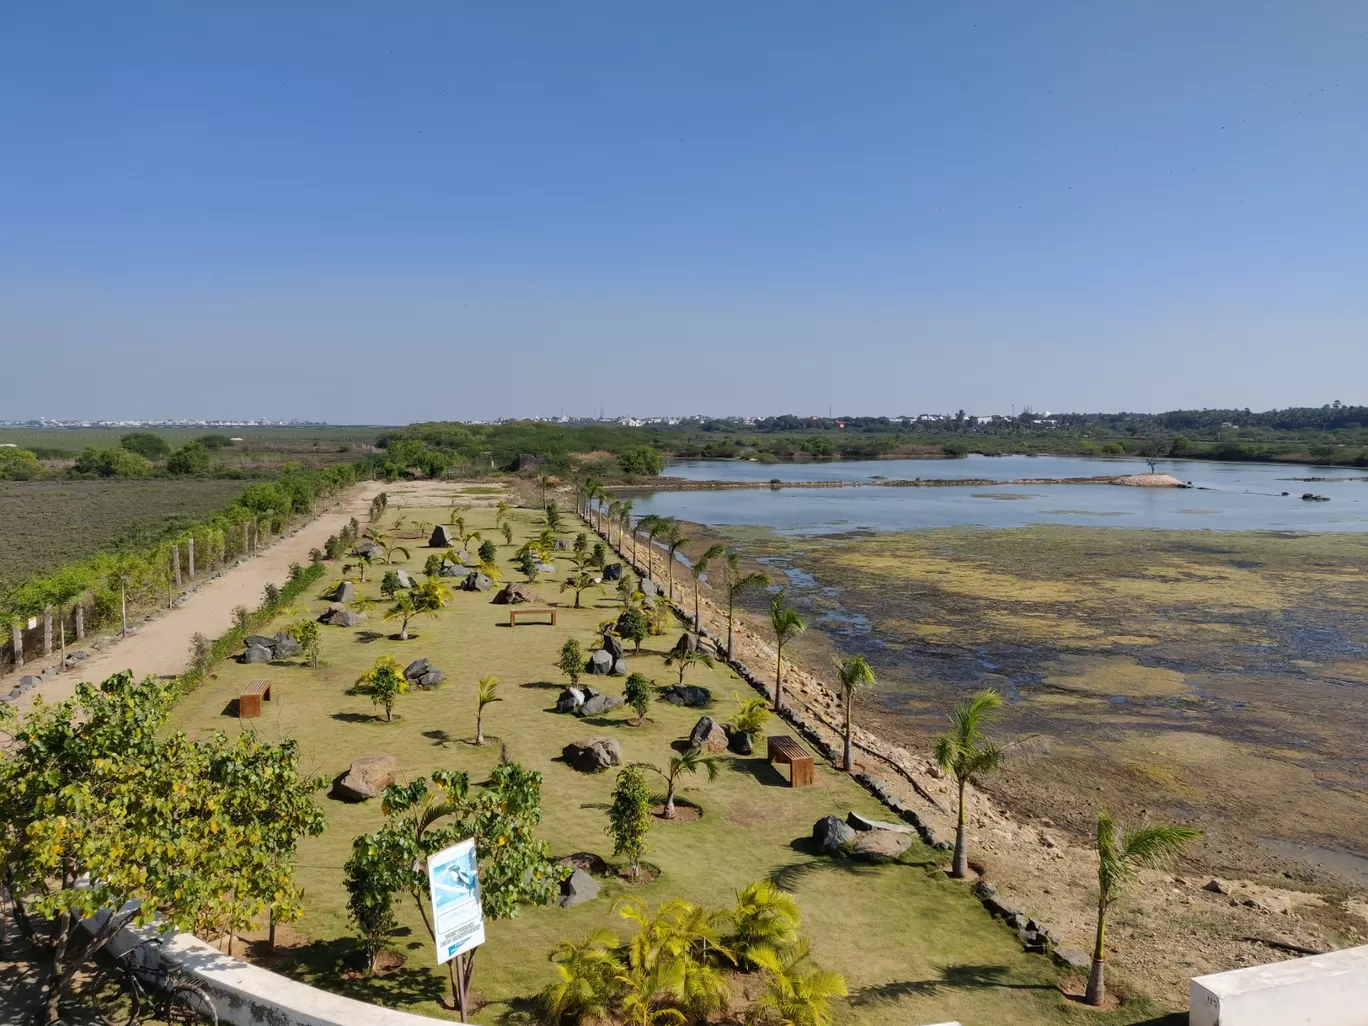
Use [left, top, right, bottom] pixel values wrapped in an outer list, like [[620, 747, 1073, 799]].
[[767, 735, 815, 787], [509, 606, 558, 627], [239, 679, 272, 719]]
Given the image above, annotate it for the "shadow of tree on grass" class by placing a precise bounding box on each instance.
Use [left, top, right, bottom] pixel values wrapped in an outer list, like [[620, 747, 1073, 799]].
[[850, 963, 1055, 1005], [267, 936, 447, 1010]]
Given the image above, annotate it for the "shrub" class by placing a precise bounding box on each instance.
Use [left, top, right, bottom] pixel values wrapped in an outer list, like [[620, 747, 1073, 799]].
[[559, 638, 584, 686], [72, 447, 150, 478], [119, 432, 171, 458], [607, 765, 652, 878], [324, 535, 343, 560], [380, 570, 401, 599], [263, 583, 280, 607], [0, 448, 43, 480], [232, 605, 251, 633], [196, 433, 233, 450], [352, 655, 408, 722], [478, 538, 498, 564], [729, 693, 772, 743], [618, 445, 664, 476], [166, 441, 211, 475], [619, 608, 648, 652], [624, 672, 651, 720]]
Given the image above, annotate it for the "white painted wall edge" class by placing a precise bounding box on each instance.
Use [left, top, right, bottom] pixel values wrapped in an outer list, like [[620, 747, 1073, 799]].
[[150, 929, 463, 1026]]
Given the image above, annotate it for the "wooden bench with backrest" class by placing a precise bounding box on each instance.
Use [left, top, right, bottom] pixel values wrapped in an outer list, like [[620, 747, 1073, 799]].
[[239, 679, 272, 719], [509, 606, 558, 627], [766, 734, 815, 787]]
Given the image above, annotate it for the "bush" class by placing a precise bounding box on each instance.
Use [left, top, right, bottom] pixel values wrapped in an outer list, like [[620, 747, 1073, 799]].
[[607, 765, 652, 878], [73, 447, 150, 478], [618, 445, 664, 476], [119, 432, 171, 458], [0, 448, 43, 480], [263, 583, 280, 607], [196, 434, 233, 450], [729, 693, 772, 743], [619, 608, 648, 652], [167, 440, 211, 475], [559, 638, 584, 685], [478, 539, 498, 564], [624, 672, 651, 720]]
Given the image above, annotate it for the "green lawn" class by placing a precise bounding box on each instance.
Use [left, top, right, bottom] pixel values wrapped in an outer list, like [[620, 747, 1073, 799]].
[[168, 499, 1173, 1026]]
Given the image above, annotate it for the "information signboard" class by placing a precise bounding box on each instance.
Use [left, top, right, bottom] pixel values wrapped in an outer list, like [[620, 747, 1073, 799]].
[[427, 839, 485, 965]]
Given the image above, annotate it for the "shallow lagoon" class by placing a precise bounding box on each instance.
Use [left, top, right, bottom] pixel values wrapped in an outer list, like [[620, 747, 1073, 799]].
[[634, 454, 1368, 532]]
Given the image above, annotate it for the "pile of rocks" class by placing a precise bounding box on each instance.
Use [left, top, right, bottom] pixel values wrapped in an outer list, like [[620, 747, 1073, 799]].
[[402, 657, 445, 689], [659, 684, 711, 708], [240, 631, 305, 663], [439, 560, 464, 577], [492, 583, 543, 605], [318, 604, 367, 627], [335, 752, 397, 801], [687, 714, 752, 756], [5, 674, 44, 702], [556, 684, 625, 717], [562, 736, 623, 772], [811, 811, 915, 862], [587, 632, 627, 676], [603, 563, 624, 581]]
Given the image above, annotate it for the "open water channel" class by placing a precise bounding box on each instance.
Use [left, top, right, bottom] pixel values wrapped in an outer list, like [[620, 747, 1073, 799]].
[[631, 454, 1368, 533]]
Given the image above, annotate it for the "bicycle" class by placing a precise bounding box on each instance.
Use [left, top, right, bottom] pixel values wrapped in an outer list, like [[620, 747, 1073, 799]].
[[83, 938, 218, 1026]]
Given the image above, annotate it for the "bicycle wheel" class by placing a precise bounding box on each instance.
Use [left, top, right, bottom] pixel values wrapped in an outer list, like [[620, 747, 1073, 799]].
[[85, 969, 141, 1026], [164, 982, 218, 1026]]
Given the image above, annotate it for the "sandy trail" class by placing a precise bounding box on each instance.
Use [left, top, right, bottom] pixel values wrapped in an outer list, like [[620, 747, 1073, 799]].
[[12, 482, 393, 712]]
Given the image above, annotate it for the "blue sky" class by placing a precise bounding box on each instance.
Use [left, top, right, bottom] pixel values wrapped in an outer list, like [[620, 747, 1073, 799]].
[[2, 3, 1364, 422]]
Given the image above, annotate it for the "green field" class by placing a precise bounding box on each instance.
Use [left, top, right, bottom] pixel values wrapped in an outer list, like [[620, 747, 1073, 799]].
[[166, 492, 1175, 1025]]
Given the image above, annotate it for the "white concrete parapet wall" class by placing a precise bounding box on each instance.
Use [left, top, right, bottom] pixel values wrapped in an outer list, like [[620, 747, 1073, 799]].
[[155, 930, 462, 1026], [1191, 944, 1368, 1026]]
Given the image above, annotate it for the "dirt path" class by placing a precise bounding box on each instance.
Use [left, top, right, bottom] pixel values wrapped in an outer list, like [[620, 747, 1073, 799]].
[[11, 483, 393, 712]]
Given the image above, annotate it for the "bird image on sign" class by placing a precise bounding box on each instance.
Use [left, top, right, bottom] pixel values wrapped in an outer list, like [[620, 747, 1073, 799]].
[[427, 839, 485, 964]]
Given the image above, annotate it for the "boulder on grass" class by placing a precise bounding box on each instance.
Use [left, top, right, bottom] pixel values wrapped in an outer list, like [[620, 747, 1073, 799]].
[[418, 669, 445, 688], [670, 633, 697, 658], [336, 753, 397, 801], [603, 563, 624, 581], [813, 815, 857, 853], [556, 867, 600, 908], [326, 609, 367, 628], [244, 634, 277, 651], [688, 716, 728, 754], [403, 658, 432, 681], [851, 830, 912, 863], [273, 632, 304, 658], [640, 579, 658, 597], [553, 538, 571, 551], [353, 541, 383, 558], [456, 549, 473, 566], [242, 644, 272, 664], [612, 658, 628, 676], [578, 694, 624, 717], [588, 649, 614, 675], [461, 572, 494, 592], [492, 583, 543, 605], [601, 633, 624, 661], [556, 687, 586, 714], [394, 569, 416, 589], [429, 525, 454, 547], [562, 737, 623, 773], [728, 729, 753, 756], [660, 685, 712, 708], [333, 581, 355, 602], [440, 560, 463, 577]]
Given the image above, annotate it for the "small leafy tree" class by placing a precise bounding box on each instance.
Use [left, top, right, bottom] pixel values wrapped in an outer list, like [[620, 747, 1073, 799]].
[[353, 655, 409, 721], [608, 765, 653, 878], [189, 631, 211, 672], [478, 538, 498, 563], [935, 688, 1004, 878], [520, 549, 541, 582], [559, 637, 585, 686], [573, 532, 588, 557], [769, 590, 806, 714], [345, 820, 405, 974], [624, 672, 652, 723], [287, 618, 322, 668], [501, 521, 514, 546], [475, 675, 501, 745], [1087, 812, 1199, 1005], [232, 604, 251, 633], [380, 570, 401, 599], [424, 553, 443, 577], [643, 749, 718, 818], [664, 647, 713, 685], [837, 655, 877, 772], [619, 607, 649, 653], [728, 693, 772, 744], [263, 581, 281, 607], [591, 541, 606, 568]]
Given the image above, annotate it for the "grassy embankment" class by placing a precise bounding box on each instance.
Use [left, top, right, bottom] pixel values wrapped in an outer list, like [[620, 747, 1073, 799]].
[[168, 488, 1176, 1025]]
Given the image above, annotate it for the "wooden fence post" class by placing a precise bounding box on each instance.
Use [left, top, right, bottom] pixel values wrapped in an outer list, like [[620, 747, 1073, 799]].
[[172, 544, 182, 587], [243, 522, 250, 558], [10, 622, 21, 670], [43, 606, 53, 656], [75, 604, 84, 641], [188, 537, 196, 580]]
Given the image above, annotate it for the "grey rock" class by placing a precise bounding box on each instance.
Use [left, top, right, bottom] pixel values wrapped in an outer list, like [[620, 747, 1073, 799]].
[[670, 633, 697, 658], [71, 650, 88, 661], [242, 644, 273, 664], [688, 716, 728, 754], [245, 634, 277, 651], [813, 815, 856, 853], [553, 538, 571, 551], [601, 633, 624, 661], [418, 669, 446, 688], [403, 658, 432, 681], [272, 632, 304, 658], [851, 830, 912, 862], [588, 649, 614, 675], [336, 752, 397, 801], [728, 730, 753, 755], [440, 560, 464, 577], [973, 880, 997, 901], [456, 549, 473, 565], [562, 737, 622, 773], [353, 541, 383, 558], [18, 675, 41, 689], [557, 867, 600, 908], [327, 610, 367, 627], [333, 581, 355, 602], [612, 658, 628, 676], [429, 525, 454, 547], [659, 684, 711, 708], [847, 811, 918, 835], [640, 578, 658, 597], [1052, 948, 1091, 970], [603, 562, 623, 581], [492, 583, 543, 605], [461, 572, 494, 592], [578, 694, 625, 717], [556, 687, 586, 713], [394, 568, 416, 589], [985, 897, 1025, 920]]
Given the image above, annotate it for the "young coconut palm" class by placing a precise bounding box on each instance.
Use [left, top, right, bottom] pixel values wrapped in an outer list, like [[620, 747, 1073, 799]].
[[561, 571, 605, 609], [383, 593, 422, 640], [1087, 811, 1199, 1006], [750, 939, 847, 1026], [660, 520, 690, 602], [475, 675, 502, 745], [638, 514, 666, 583], [644, 749, 719, 819], [729, 879, 801, 967], [837, 655, 877, 772], [690, 543, 725, 632], [769, 590, 807, 714], [538, 928, 624, 1025], [718, 551, 771, 660], [617, 498, 636, 557], [934, 688, 1004, 878], [663, 646, 713, 686]]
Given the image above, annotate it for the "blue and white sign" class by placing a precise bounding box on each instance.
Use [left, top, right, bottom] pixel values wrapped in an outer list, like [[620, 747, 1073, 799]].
[[427, 839, 485, 964]]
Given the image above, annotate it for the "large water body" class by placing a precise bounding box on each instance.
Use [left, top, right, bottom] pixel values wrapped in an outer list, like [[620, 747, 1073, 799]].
[[630, 454, 1368, 533]]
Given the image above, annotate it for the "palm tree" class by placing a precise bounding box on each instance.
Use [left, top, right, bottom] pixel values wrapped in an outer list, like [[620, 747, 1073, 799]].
[[637, 514, 664, 580], [538, 929, 624, 1024], [729, 879, 801, 967], [580, 476, 602, 521], [660, 520, 689, 602], [475, 676, 502, 745], [934, 689, 1004, 878], [561, 571, 605, 609], [608, 499, 625, 547], [617, 898, 731, 1019], [750, 939, 847, 1026], [1087, 811, 1199, 1005], [645, 749, 719, 818], [689, 543, 725, 631], [617, 498, 635, 557], [836, 656, 877, 772], [663, 647, 713, 686], [718, 551, 770, 661], [366, 529, 410, 565], [494, 500, 511, 529], [769, 590, 806, 714], [355, 552, 373, 582]]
